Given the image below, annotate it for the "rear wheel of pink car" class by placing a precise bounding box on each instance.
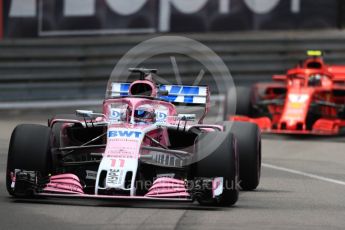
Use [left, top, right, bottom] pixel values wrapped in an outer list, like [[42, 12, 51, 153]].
[[228, 121, 261, 191], [192, 131, 239, 206], [6, 124, 52, 196], [223, 86, 253, 120]]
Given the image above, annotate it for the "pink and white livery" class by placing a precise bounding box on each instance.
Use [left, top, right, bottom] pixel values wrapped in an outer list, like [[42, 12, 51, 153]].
[[6, 68, 261, 206]]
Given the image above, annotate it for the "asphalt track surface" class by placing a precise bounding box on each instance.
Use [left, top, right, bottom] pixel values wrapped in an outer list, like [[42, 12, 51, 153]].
[[1, 114, 345, 230]]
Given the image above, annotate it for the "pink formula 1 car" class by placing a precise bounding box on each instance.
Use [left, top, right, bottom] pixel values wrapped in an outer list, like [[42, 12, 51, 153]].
[[6, 68, 261, 206]]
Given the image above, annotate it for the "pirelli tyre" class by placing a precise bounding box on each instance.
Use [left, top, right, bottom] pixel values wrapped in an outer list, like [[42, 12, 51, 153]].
[[48, 114, 81, 148], [192, 131, 239, 206], [6, 124, 52, 196], [223, 86, 253, 120], [223, 121, 261, 191]]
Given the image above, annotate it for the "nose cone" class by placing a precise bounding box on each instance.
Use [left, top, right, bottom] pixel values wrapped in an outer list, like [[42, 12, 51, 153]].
[[279, 89, 313, 130]]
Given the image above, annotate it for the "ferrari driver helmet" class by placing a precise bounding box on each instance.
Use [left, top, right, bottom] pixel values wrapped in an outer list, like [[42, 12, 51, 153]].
[[308, 74, 322, 86]]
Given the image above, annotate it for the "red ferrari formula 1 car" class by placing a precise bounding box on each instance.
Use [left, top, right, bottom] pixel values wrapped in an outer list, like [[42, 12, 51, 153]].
[[225, 50, 345, 135], [7, 68, 261, 207]]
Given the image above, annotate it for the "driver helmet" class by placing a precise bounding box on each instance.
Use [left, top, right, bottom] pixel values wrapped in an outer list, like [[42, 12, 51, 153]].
[[308, 74, 322, 86], [130, 106, 156, 124]]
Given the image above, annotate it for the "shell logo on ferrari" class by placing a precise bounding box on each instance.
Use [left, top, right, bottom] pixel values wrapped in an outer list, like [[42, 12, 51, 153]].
[[287, 94, 309, 112]]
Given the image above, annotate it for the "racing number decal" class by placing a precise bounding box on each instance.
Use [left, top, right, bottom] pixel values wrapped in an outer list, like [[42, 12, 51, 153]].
[[283, 93, 310, 121], [110, 159, 125, 168], [287, 94, 309, 113], [107, 159, 125, 186], [111, 159, 116, 167], [288, 94, 309, 104]]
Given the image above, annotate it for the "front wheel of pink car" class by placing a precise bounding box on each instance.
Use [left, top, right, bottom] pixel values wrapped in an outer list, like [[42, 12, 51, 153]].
[[191, 131, 239, 206], [6, 124, 52, 197]]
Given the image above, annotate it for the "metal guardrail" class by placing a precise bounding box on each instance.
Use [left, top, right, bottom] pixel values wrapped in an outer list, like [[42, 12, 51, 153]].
[[1, 30, 345, 103]]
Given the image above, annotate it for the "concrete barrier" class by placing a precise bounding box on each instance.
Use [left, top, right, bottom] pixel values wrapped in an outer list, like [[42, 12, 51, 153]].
[[1, 30, 345, 103]]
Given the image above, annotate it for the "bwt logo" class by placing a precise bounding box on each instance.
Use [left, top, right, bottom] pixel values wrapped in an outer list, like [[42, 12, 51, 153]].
[[108, 130, 142, 138]]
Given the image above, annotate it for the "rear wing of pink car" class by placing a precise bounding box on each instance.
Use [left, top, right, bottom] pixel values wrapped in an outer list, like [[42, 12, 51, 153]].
[[158, 85, 209, 106], [110, 83, 210, 106]]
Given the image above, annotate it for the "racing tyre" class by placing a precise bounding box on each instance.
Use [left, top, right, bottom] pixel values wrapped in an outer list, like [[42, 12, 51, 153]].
[[226, 121, 261, 190], [49, 114, 81, 148], [192, 131, 239, 206], [6, 124, 52, 196], [223, 86, 253, 120]]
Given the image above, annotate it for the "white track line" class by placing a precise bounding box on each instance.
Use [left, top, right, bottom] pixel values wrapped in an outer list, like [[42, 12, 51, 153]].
[[263, 163, 345, 186]]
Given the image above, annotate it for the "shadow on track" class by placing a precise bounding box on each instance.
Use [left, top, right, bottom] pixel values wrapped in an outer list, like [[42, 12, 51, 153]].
[[6, 197, 227, 211], [262, 133, 345, 143]]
